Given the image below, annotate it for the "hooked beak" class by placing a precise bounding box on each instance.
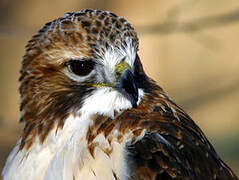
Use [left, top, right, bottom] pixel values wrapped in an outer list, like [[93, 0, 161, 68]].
[[114, 62, 138, 108], [116, 69, 138, 108]]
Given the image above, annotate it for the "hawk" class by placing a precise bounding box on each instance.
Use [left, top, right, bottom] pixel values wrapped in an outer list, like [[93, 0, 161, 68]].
[[2, 9, 238, 180]]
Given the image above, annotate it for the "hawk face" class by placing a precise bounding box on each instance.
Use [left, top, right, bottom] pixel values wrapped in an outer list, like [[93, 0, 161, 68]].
[[19, 9, 147, 148]]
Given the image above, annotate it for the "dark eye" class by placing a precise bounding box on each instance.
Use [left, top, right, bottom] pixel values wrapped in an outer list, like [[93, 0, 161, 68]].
[[65, 60, 95, 76]]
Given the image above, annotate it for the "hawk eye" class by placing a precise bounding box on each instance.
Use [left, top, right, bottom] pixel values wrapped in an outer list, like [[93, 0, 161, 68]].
[[65, 60, 95, 76]]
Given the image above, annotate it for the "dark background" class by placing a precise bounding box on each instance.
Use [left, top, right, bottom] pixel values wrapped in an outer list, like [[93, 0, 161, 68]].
[[0, 0, 239, 177]]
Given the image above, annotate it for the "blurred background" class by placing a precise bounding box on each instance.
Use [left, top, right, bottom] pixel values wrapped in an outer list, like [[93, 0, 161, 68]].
[[0, 0, 239, 177]]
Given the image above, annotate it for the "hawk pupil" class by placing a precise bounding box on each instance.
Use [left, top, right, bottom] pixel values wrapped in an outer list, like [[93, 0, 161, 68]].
[[67, 60, 94, 76]]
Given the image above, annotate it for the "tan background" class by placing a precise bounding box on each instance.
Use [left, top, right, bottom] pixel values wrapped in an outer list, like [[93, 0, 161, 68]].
[[0, 0, 239, 177]]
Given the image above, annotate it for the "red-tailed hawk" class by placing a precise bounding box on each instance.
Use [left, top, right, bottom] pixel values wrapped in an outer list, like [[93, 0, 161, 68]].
[[2, 9, 238, 180]]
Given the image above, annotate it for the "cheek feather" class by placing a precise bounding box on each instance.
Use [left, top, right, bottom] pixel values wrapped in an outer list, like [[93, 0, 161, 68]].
[[80, 88, 131, 118], [79, 87, 144, 118]]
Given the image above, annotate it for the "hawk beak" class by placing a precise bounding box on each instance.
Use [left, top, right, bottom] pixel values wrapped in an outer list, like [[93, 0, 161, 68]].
[[115, 63, 139, 108]]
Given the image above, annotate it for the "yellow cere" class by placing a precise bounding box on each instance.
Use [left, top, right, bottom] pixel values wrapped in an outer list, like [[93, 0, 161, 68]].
[[114, 62, 131, 79]]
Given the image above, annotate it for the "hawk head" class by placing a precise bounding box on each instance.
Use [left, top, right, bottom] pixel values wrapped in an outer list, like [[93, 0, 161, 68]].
[[19, 9, 152, 149]]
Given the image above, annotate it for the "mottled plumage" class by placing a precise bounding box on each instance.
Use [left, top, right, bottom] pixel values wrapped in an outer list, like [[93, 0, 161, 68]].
[[2, 9, 238, 180]]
